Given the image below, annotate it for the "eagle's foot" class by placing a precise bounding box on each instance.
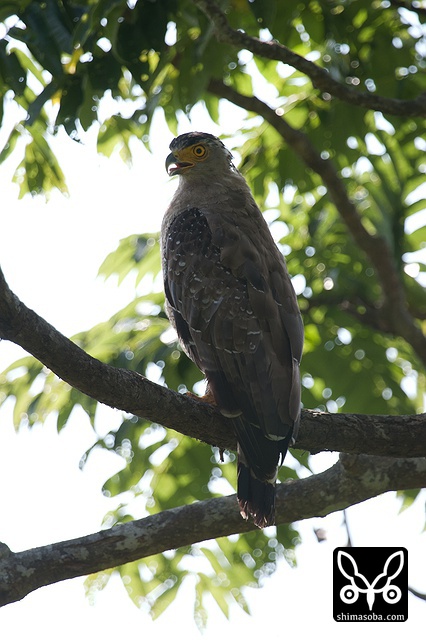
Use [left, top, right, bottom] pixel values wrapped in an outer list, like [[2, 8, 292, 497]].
[[185, 386, 217, 406]]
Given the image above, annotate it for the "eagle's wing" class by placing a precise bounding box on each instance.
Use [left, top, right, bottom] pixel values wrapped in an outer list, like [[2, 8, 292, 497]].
[[163, 206, 303, 439], [163, 204, 303, 527]]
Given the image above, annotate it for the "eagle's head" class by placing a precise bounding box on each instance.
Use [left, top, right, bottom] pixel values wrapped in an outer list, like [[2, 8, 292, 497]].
[[165, 132, 234, 178]]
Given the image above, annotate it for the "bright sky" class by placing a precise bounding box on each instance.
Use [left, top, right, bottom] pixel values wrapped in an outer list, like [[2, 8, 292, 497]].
[[0, 105, 425, 638]]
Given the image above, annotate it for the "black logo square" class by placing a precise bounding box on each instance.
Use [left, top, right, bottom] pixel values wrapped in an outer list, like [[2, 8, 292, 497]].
[[333, 547, 408, 622]]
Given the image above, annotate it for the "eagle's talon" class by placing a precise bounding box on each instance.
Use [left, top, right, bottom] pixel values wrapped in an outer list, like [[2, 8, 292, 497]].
[[185, 387, 217, 406]]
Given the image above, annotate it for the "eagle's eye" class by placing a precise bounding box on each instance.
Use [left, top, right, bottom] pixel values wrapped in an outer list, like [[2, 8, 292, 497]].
[[192, 144, 207, 159]]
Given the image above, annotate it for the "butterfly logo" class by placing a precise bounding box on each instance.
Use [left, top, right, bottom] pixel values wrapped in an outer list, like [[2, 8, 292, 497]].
[[337, 550, 404, 611]]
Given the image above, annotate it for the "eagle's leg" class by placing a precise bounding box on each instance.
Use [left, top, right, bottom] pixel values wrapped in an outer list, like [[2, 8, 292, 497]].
[[185, 383, 217, 406]]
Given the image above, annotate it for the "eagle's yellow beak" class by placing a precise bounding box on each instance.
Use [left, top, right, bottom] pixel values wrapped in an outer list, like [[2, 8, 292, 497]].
[[165, 151, 194, 176]]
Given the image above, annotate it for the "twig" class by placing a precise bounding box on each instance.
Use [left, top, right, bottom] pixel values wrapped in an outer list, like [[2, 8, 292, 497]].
[[408, 585, 426, 601], [342, 510, 353, 547]]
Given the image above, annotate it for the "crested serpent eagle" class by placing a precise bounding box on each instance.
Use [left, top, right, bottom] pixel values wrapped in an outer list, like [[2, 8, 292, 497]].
[[162, 132, 304, 528]]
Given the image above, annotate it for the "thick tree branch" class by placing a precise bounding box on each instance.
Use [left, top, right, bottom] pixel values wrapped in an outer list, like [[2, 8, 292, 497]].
[[0, 454, 425, 607], [207, 79, 426, 367], [195, 0, 426, 117], [1, 266, 426, 457]]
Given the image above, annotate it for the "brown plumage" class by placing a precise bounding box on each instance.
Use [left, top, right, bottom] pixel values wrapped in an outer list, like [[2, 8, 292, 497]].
[[162, 132, 303, 527]]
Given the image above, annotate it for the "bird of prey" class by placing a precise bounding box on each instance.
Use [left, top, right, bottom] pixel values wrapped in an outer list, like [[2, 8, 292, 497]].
[[162, 132, 303, 528]]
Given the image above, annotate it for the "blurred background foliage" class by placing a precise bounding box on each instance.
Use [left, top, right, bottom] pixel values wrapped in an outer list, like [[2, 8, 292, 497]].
[[0, 0, 425, 627]]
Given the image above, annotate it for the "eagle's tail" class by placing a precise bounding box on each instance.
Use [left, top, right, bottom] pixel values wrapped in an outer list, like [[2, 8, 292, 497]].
[[237, 452, 276, 528], [233, 418, 293, 528]]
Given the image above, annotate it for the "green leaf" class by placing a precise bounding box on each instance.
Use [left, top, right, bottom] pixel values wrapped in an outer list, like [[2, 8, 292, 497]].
[[199, 573, 230, 619], [0, 40, 26, 96], [98, 234, 161, 285], [150, 580, 181, 619], [9, 2, 65, 77], [397, 488, 421, 513], [0, 128, 20, 164], [13, 126, 68, 197]]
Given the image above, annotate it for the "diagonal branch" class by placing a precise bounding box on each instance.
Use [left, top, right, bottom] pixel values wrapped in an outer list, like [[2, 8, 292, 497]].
[[0, 453, 425, 607], [1, 266, 426, 457], [408, 586, 426, 601], [305, 293, 393, 334], [207, 79, 426, 367], [194, 0, 426, 117]]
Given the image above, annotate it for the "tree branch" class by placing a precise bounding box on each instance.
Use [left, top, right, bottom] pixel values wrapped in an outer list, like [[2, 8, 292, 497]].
[[306, 294, 397, 334], [207, 79, 426, 368], [408, 586, 426, 601], [1, 266, 426, 457], [0, 453, 425, 607], [195, 0, 426, 117]]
